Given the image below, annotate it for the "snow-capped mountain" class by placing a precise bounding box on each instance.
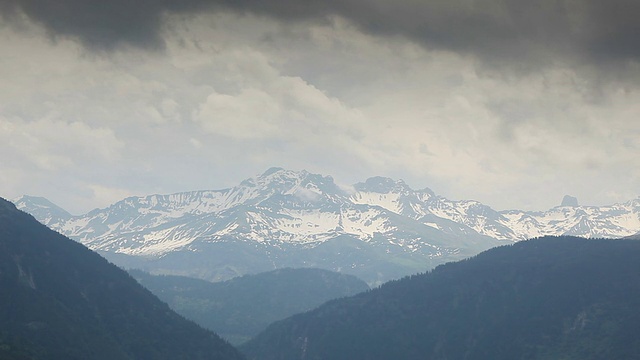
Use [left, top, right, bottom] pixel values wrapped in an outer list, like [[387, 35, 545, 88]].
[[14, 167, 640, 284], [351, 175, 640, 241]]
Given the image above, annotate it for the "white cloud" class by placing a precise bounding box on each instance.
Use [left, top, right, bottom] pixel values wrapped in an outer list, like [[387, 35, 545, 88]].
[[194, 87, 282, 139], [0, 116, 123, 171], [85, 184, 136, 210]]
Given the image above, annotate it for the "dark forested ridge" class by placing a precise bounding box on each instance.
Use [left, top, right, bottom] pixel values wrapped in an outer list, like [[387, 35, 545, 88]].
[[0, 198, 244, 360], [130, 267, 369, 344], [241, 236, 640, 360]]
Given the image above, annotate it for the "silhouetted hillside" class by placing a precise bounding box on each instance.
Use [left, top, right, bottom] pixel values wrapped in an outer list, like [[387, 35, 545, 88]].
[[0, 198, 243, 360], [130, 268, 369, 344], [242, 236, 640, 360]]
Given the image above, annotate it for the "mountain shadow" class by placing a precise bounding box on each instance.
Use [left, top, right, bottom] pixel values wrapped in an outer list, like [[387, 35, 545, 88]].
[[130, 268, 369, 344], [0, 198, 244, 360], [241, 236, 640, 360]]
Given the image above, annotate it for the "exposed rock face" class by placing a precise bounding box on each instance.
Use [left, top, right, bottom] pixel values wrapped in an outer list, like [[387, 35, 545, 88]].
[[561, 195, 579, 207]]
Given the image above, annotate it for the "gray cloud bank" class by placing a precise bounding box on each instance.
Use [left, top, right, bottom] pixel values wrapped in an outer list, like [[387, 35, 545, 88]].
[[3, 0, 640, 68]]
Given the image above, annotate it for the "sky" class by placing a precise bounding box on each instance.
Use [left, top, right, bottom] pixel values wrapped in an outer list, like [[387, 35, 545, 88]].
[[1, 0, 639, 215]]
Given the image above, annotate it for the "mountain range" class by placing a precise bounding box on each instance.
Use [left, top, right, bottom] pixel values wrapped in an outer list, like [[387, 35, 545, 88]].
[[15, 167, 640, 284]]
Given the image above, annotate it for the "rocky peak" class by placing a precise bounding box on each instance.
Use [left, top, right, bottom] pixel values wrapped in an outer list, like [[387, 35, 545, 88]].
[[560, 195, 579, 207], [354, 176, 411, 194]]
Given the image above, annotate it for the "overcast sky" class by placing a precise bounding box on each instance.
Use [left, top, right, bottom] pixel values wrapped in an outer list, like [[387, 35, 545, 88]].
[[1, 0, 639, 214]]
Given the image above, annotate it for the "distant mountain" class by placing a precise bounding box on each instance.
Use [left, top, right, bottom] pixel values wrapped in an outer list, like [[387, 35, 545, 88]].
[[241, 236, 640, 360], [561, 194, 579, 207], [13, 195, 71, 226], [130, 268, 369, 345], [15, 168, 640, 284], [0, 198, 243, 360]]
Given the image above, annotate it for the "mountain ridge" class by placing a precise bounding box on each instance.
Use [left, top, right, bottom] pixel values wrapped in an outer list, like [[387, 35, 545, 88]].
[[240, 236, 640, 360], [0, 197, 244, 360], [14, 168, 640, 283]]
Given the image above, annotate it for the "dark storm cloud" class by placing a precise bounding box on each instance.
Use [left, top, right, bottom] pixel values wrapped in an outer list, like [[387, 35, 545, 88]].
[[2, 0, 163, 49], [581, 0, 640, 61], [3, 0, 640, 64]]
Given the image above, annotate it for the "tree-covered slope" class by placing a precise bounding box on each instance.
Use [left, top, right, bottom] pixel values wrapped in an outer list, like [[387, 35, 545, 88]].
[[241, 236, 640, 360], [130, 268, 369, 344], [0, 198, 244, 360]]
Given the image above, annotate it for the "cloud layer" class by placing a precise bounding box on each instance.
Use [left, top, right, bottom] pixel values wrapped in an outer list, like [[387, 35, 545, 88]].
[[5, 0, 640, 69], [1, 3, 639, 213]]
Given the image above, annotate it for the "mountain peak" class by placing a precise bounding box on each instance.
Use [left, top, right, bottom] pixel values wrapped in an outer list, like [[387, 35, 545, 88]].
[[262, 166, 286, 177], [355, 176, 410, 193], [560, 195, 579, 207], [241, 168, 343, 196], [244, 167, 307, 185], [13, 195, 71, 221], [14, 194, 62, 207]]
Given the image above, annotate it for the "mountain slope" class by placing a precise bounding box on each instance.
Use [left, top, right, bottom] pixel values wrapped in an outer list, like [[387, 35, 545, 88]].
[[130, 268, 369, 344], [0, 198, 244, 360], [15, 168, 640, 284], [241, 236, 640, 360]]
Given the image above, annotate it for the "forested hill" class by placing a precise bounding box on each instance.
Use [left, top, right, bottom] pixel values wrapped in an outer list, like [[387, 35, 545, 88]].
[[0, 198, 243, 360], [241, 236, 640, 360], [130, 268, 369, 344]]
